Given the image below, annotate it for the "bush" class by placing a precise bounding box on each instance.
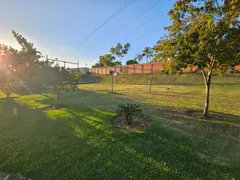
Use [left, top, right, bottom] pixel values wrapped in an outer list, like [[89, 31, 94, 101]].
[[117, 103, 142, 125]]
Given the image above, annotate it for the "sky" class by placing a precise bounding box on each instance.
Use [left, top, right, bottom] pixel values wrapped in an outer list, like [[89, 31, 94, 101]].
[[0, 0, 175, 68]]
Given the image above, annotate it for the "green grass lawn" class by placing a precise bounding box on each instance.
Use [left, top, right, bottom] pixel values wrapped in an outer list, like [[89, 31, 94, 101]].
[[0, 79, 240, 179], [93, 72, 240, 85]]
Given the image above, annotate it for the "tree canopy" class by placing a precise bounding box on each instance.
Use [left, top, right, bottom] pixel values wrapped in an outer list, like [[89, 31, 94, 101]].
[[93, 42, 130, 68], [0, 30, 71, 101], [135, 53, 143, 62], [98, 54, 120, 67], [126, 59, 138, 65], [154, 0, 240, 116], [142, 47, 153, 63], [110, 42, 131, 59]]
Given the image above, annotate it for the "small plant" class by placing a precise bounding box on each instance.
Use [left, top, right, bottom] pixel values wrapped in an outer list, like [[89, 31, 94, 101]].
[[117, 103, 142, 125]]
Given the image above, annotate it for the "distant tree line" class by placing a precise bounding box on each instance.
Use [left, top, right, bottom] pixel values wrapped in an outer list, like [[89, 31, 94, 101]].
[[92, 42, 159, 68]]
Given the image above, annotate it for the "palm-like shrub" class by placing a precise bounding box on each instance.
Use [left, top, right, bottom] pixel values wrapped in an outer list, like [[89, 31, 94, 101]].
[[117, 103, 142, 125]]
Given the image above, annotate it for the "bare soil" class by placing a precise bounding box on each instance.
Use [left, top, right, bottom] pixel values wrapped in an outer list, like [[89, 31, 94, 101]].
[[111, 113, 150, 131]]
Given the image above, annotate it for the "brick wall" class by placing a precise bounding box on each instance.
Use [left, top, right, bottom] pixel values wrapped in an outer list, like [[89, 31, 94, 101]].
[[91, 62, 240, 75], [91, 62, 164, 74]]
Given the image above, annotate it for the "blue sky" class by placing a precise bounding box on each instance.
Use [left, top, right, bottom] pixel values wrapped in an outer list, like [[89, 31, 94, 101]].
[[0, 0, 175, 67]]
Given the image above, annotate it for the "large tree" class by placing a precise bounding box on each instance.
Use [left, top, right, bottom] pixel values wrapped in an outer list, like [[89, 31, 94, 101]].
[[154, 0, 240, 117], [110, 42, 131, 64], [0, 31, 70, 101], [0, 31, 45, 85]]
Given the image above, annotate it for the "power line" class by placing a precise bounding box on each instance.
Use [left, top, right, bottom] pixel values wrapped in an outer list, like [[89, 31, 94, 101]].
[[62, 0, 137, 58], [77, 0, 163, 61], [82, 26, 161, 64], [115, 0, 162, 33], [81, 17, 163, 62]]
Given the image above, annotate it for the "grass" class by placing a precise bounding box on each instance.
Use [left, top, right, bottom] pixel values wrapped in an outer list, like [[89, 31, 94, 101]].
[[92, 72, 240, 85], [0, 74, 240, 179]]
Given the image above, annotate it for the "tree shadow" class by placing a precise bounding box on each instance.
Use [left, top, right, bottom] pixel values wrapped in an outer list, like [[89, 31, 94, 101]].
[[1, 91, 239, 179], [163, 107, 240, 126]]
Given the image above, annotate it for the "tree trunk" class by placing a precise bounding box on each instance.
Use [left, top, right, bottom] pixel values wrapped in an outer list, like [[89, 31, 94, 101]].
[[5, 85, 11, 99], [54, 91, 60, 109], [126, 115, 131, 125], [6, 89, 10, 99], [202, 70, 212, 117], [203, 80, 210, 117]]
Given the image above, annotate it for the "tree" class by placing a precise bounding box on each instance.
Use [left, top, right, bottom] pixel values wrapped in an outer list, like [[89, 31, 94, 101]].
[[47, 66, 68, 109], [0, 68, 15, 99], [142, 47, 153, 63], [0, 30, 72, 106], [154, 0, 240, 117], [1, 31, 44, 88], [114, 61, 122, 66], [126, 59, 138, 65], [92, 62, 103, 68], [135, 53, 143, 62], [99, 54, 116, 67], [110, 42, 131, 63], [0, 45, 19, 98], [11, 30, 42, 82], [68, 72, 82, 91], [152, 37, 168, 62]]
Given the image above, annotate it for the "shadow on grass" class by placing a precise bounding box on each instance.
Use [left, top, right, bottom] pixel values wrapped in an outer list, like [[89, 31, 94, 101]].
[[163, 107, 240, 126], [0, 91, 239, 179]]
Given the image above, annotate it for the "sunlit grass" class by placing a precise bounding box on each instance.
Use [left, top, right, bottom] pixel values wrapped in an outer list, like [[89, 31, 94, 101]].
[[81, 84, 240, 117], [0, 78, 240, 179], [16, 93, 54, 109]]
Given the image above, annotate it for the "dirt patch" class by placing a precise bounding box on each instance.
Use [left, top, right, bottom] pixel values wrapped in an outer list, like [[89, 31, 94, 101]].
[[111, 113, 150, 131], [42, 104, 69, 111]]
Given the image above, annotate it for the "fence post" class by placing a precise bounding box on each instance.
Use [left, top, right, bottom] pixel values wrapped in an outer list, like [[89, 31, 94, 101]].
[[149, 74, 152, 94], [142, 65, 144, 74], [98, 68, 99, 74], [151, 64, 153, 73], [111, 75, 114, 93]]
